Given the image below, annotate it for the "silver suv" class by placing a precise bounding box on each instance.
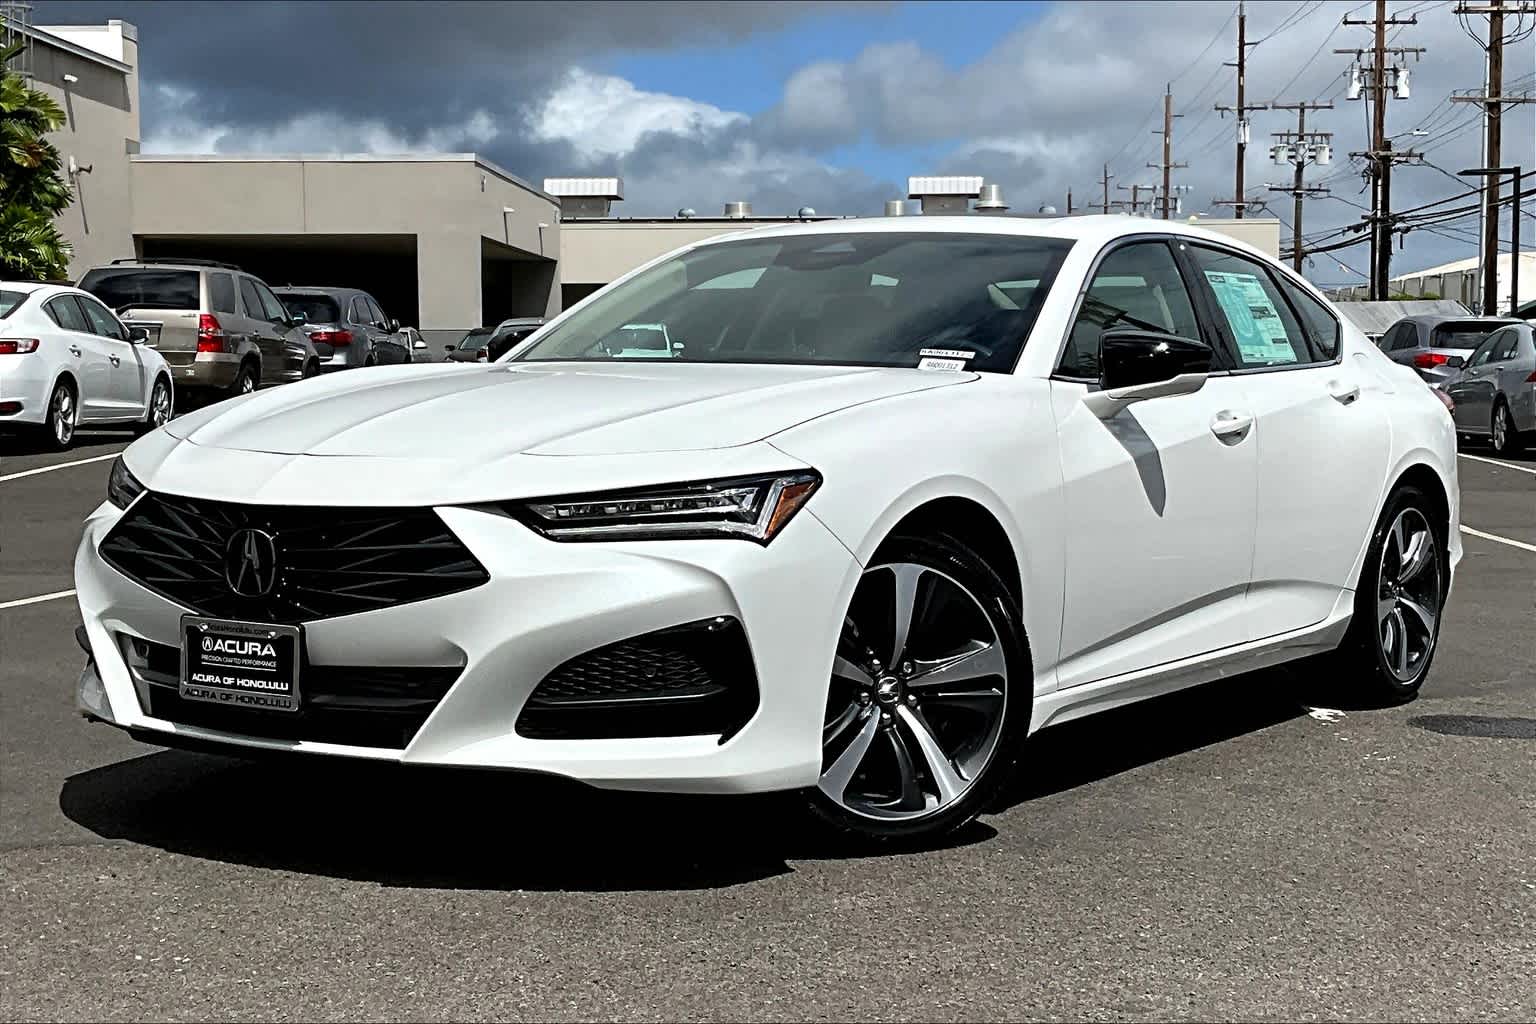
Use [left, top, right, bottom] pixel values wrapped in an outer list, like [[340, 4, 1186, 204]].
[[78, 259, 321, 401]]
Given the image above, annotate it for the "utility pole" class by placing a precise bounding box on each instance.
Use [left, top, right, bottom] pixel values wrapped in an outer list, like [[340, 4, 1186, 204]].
[[1148, 85, 1187, 220], [1267, 101, 1335, 273], [1088, 163, 1115, 212], [1117, 182, 1156, 215], [1214, 0, 1269, 217], [1338, 1, 1424, 298], [1066, 187, 1074, 215], [1451, 1, 1536, 312]]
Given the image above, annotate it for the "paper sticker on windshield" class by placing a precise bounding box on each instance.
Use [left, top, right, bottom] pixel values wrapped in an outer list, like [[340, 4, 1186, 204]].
[[919, 357, 969, 371], [920, 348, 975, 361]]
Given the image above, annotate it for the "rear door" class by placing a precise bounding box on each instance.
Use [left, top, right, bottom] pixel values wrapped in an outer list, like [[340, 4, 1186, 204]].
[[41, 295, 113, 418], [1447, 329, 1507, 433], [362, 295, 402, 363], [1184, 243, 1391, 638], [76, 293, 145, 415]]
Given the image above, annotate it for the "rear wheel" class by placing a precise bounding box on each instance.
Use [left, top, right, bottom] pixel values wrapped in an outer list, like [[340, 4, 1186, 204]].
[[1330, 486, 1446, 703], [136, 376, 172, 434], [41, 380, 78, 450], [228, 362, 257, 399], [302, 359, 320, 379], [806, 533, 1029, 843], [1490, 400, 1522, 456]]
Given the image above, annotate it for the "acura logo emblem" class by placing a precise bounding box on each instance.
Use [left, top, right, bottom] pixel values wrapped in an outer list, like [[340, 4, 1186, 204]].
[[223, 528, 278, 597]]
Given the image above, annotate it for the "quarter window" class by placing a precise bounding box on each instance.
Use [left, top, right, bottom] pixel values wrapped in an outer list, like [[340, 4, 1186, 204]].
[[1189, 246, 1311, 369], [1059, 240, 1201, 379]]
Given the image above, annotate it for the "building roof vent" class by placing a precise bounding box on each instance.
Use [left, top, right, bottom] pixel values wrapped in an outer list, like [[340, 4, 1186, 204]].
[[676, 207, 696, 219], [797, 206, 817, 219], [543, 176, 624, 218], [884, 199, 906, 217], [724, 201, 752, 219], [975, 183, 1009, 212]]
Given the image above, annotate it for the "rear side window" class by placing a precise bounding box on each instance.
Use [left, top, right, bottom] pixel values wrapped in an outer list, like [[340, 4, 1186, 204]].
[[44, 295, 90, 332], [1188, 246, 1311, 369], [208, 273, 237, 314], [0, 290, 25, 319], [79, 268, 199, 311], [279, 293, 341, 324], [1276, 277, 1340, 360], [237, 278, 264, 319], [1060, 240, 1201, 378], [349, 296, 372, 325]]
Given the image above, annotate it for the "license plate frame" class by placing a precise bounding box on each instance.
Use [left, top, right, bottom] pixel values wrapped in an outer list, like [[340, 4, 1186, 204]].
[[179, 615, 303, 712]]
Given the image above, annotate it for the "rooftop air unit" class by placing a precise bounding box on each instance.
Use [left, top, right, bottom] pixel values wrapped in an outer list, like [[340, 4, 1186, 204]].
[[724, 201, 752, 218], [543, 177, 624, 218], [975, 183, 1009, 213], [907, 175, 983, 215]]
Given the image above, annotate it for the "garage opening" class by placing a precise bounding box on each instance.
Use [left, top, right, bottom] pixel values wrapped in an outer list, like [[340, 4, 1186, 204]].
[[136, 234, 420, 329], [481, 237, 557, 326]]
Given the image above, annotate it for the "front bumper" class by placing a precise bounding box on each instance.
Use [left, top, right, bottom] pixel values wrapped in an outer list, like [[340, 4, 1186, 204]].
[[74, 497, 858, 794]]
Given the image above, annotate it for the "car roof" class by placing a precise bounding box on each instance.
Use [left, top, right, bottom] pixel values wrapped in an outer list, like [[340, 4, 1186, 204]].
[[1398, 314, 1516, 326], [272, 286, 364, 297], [0, 281, 86, 300], [497, 317, 545, 327]]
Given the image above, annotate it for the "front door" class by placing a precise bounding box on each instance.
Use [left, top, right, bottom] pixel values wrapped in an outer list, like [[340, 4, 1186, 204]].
[[1051, 237, 1259, 688], [77, 293, 146, 416], [239, 277, 290, 385]]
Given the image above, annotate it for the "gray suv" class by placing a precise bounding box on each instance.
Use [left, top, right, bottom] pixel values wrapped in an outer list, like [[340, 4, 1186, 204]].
[[273, 286, 416, 370], [78, 258, 321, 401]]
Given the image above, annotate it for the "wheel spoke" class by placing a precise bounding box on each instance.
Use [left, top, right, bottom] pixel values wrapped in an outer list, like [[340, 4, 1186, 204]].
[[1376, 592, 1398, 625], [887, 563, 926, 667], [1397, 529, 1433, 584], [1398, 594, 1437, 638], [1389, 606, 1410, 676], [823, 700, 862, 744], [831, 654, 873, 687], [1389, 515, 1406, 571], [907, 639, 1005, 690], [884, 725, 927, 811], [922, 686, 1004, 713], [818, 711, 880, 801], [896, 704, 966, 802]]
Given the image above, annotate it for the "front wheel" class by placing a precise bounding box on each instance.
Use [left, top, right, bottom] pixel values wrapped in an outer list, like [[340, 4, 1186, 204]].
[[806, 533, 1030, 843], [1330, 486, 1447, 703], [1490, 400, 1523, 456]]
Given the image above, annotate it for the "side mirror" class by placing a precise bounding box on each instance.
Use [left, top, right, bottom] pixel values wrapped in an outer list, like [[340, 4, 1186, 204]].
[[1446, 355, 1466, 369], [387, 318, 400, 333], [1083, 328, 1212, 419], [412, 337, 427, 350], [127, 325, 152, 345], [290, 312, 307, 327], [445, 344, 457, 353]]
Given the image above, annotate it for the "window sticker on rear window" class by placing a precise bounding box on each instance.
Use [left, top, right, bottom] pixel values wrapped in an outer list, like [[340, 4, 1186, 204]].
[[1203, 271, 1299, 365]]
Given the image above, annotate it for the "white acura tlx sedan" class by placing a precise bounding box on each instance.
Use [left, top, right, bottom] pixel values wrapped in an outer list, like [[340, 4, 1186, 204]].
[[74, 216, 1460, 841]]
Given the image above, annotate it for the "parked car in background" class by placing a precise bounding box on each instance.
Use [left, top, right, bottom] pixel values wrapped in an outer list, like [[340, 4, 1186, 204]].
[[1444, 320, 1536, 455], [1376, 314, 1518, 384], [0, 281, 174, 449], [1513, 298, 1536, 322], [444, 317, 546, 362], [273, 286, 411, 369], [78, 259, 320, 402], [395, 326, 431, 362]]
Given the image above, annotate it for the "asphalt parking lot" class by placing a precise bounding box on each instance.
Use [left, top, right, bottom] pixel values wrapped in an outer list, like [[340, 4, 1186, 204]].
[[2, 429, 1533, 1022]]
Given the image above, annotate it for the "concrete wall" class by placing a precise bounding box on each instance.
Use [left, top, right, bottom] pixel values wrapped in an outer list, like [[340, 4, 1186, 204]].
[[1195, 217, 1281, 258], [558, 222, 769, 285], [30, 21, 139, 277], [128, 155, 561, 333]]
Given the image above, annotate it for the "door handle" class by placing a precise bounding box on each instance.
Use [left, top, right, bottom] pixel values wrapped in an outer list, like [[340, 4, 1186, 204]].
[[109, 354, 121, 366], [1328, 380, 1361, 405], [68, 345, 81, 357], [1210, 409, 1254, 442]]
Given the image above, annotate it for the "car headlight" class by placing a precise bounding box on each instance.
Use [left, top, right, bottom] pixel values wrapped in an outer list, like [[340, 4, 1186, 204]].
[[106, 457, 145, 509], [511, 471, 820, 544]]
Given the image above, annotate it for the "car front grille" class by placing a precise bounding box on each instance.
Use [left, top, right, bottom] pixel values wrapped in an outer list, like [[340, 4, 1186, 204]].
[[99, 492, 488, 623], [120, 634, 460, 749], [516, 617, 759, 741]]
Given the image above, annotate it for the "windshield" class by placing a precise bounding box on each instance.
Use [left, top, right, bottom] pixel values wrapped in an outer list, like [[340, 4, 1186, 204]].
[[459, 329, 493, 350], [513, 232, 1074, 372], [78, 268, 199, 312], [0, 289, 26, 319], [1432, 322, 1506, 349], [279, 294, 341, 324]]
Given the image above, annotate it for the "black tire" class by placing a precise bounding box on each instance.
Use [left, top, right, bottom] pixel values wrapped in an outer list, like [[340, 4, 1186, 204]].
[[805, 531, 1031, 844], [228, 362, 258, 399], [1330, 485, 1448, 703], [302, 359, 320, 379], [136, 375, 173, 435], [39, 378, 78, 450], [1490, 399, 1523, 456]]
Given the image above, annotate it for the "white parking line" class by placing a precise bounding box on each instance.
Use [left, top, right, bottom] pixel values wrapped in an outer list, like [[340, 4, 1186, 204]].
[[0, 589, 77, 610], [1458, 453, 1536, 477], [1461, 525, 1536, 555], [0, 451, 121, 484]]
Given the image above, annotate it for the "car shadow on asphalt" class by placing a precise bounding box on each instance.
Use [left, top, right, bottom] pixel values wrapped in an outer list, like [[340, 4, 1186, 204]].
[[0, 430, 132, 458], [57, 663, 1366, 891]]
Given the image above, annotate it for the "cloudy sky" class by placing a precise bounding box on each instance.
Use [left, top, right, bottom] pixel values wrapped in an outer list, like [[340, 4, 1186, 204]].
[[37, 0, 1536, 285]]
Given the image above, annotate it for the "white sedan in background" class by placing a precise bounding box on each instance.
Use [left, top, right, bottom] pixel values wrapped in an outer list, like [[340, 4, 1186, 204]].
[[74, 217, 1458, 842], [1, 281, 174, 448]]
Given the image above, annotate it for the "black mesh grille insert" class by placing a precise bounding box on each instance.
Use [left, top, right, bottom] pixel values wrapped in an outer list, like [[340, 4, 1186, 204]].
[[517, 617, 758, 741], [121, 634, 460, 749], [99, 492, 488, 623]]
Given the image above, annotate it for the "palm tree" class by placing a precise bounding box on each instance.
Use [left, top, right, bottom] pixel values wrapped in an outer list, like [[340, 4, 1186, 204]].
[[0, 38, 73, 280]]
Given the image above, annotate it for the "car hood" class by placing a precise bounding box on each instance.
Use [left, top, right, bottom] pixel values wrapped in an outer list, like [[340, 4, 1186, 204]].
[[162, 361, 975, 458]]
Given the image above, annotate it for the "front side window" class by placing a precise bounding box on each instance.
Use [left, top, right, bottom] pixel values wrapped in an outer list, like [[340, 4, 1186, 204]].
[[515, 232, 1074, 373], [1189, 246, 1311, 369], [45, 295, 90, 333], [365, 297, 388, 326], [1276, 276, 1340, 360], [238, 278, 264, 320], [78, 295, 130, 340], [1470, 327, 1514, 366], [1494, 327, 1524, 362], [253, 281, 289, 323], [1059, 240, 1201, 379]]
